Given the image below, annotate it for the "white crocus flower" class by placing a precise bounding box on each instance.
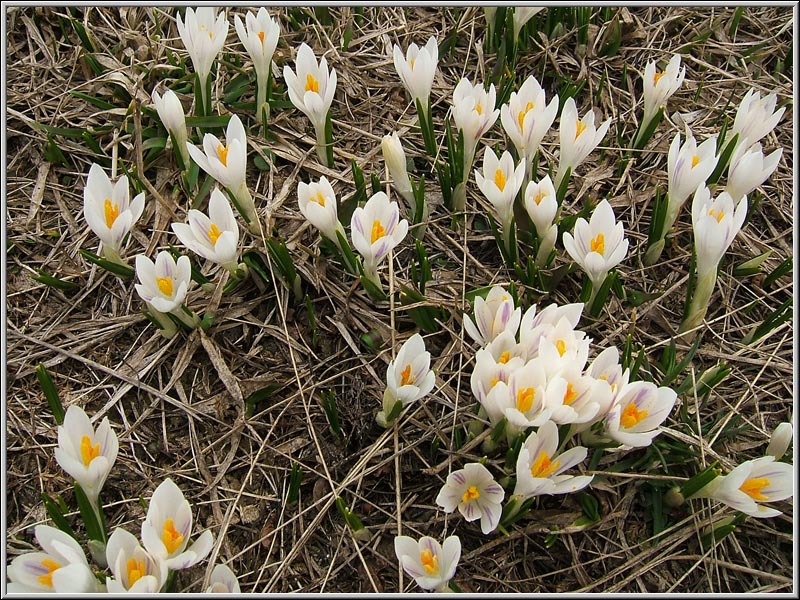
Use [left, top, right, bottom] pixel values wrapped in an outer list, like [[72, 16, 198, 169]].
[[474, 147, 526, 237], [554, 97, 611, 191], [234, 8, 280, 123], [523, 175, 559, 267], [435, 462, 505, 534], [604, 381, 676, 447], [176, 7, 228, 111], [54, 404, 118, 512], [186, 113, 257, 229], [766, 422, 793, 460], [134, 252, 192, 315], [689, 456, 793, 518], [579, 346, 629, 429], [83, 163, 145, 265], [6, 525, 99, 593], [381, 132, 416, 213], [206, 564, 241, 593], [298, 176, 346, 247], [518, 302, 584, 361], [350, 191, 409, 288], [283, 43, 337, 164], [105, 528, 167, 593], [469, 331, 526, 405], [394, 535, 461, 593], [725, 142, 782, 203], [503, 357, 554, 438], [513, 7, 544, 39], [377, 333, 436, 426], [172, 187, 240, 273], [535, 315, 592, 374], [463, 284, 522, 347], [392, 36, 438, 113], [666, 131, 719, 226], [562, 199, 628, 298], [141, 478, 214, 570], [547, 365, 605, 426], [730, 88, 786, 149], [452, 77, 500, 177], [513, 420, 593, 498], [641, 55, 685, 126], [152, 88, 190, 169]]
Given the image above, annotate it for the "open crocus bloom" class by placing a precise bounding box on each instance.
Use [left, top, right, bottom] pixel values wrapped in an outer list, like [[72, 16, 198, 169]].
[[690, 456, 793, 518], [642, 54, 685, 125], [470, 330, 525, 404], [297, 176, 345, 243], [172, 187, 240, 272], [54, 404, 118, 510], [513, 420, 593, 498], [667, 130, 719, 218], [546, 365, 605, 426], [206, 564, 241, 593], [393, 36, 438, 109], [518, 302, 584, 361], [730, 87, 786, 149], [500, 74, 558, 165], [435, 462, 505, 534], [394, 535, 461, 592], [105, 527, 167, 593], [283, 42, 337, 133], [141, 478, 214, 570], [379, 333, 436, 425], [176, 7, 228, 88], [554, 97, 611, 189], [134, 252, 192, 315], [186, 114, 248, 196], [83, 163, 145, 263], [562, 199, 628, 292], [6, 525, 99, 593], [503, 357, 554, 434], [604, 380, 676, 447], [350, 191, 409, 278], [474, 147, 525, 230], [464, 284, 522, 347], [690, 186, 747, 281]]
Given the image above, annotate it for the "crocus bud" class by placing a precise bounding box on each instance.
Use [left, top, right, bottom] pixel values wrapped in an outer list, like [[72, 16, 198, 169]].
[[766, 422, 793, 459]]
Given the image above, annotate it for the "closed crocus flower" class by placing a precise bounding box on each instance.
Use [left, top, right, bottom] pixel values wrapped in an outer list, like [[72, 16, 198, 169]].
[[378, 333, 436, 426], [83, 163, 145, 265], [394, 535, 461, 593], [463, 284, 522, 347], [206, 564, 241, 593], [152, 88, 190, 169], [667, 130, 719, 222], [689, 456, 793, 518], [725, 142, 782, 203], [172, 187, 240, 273], [6, 525, 99, 593], [691, 186, 747, 281], [350, 191, 409, 284], [54, 404, 118, 511], [392, 36, 438, 111], [500, 74, 558, 172], [512, 7, 544, 39], [298, 176, 345, 244], [523, 175, 558, 237], [604, 381, 676, 447], [234, 8, 280, 120], [766, 422, 793, 460], [562, 198, 628, 293], [554, 97, 611, 190], [141, 478, 214, 570], [452, 77, 500, 166], [134, 252, 192, 315], [176, 7, 228, 100], [381, 132, 415, 209], [435, 462, 505, 534], [642, 54, 685, 126], [474, 147, 526, 232], [731, 88, 786, 149], [105, 528, 167, 594]]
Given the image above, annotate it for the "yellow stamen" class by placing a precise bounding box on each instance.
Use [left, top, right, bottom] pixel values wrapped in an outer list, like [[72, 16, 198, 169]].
[[80, 435, 100, 467], [489, 376, 500, 388], [305, 73, 319, 94], [370, 219, 386, 243], [313, 192, 326, 207], [208, 223, 222, 245], [126, 557, 146, 587], [739, 477, 770, 502], [420, 549, 439, 575], [708, 208, 724, 223], [257, 31, 265, 44], [691, 154, 700, 168], [400, 364, 415, 386], [517, 101, 535, 128], [653, 71, 664, 86], [530, 450, 560, 478], [156, 277, 173, 297], [104, 199, 120, 229], [161, 518, 184, 555], [498, 351, 511, 364], [563, 382, 578, 405], [620, 401, 648, 429], [217, 144, 229, 167], [494, 168, 507, 191], [409, 58, 415, 70], [590, 232, 605, 255], [37, 558, 62, 588], [516, 387, 535, 413], [208, 31, 213, 40], [575, 119, 587, 139], [475, 102, 483, 116], [461, 485, 480, 504], [534, 191, 544, 205], [556, 339, 567, 356]]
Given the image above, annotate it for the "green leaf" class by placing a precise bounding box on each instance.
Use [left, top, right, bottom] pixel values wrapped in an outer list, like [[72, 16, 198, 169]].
[[69, 90, 115, 110], [78, 249, 135, 277], [41, 493, 78, 540], [320, 389, 342, 437], [244, 384, 282, 419], [185, 115, 231, 129], [31, 270, 79, 291], [74, 482, 106, 543], [36, 363, 65, 425], [287, 463, 303, 505]]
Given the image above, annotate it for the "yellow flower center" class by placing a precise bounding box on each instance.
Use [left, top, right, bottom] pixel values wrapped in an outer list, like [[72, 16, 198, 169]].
[[620, 401, 648, 429], [516, 387, 535, 413], [104, 198, 120, 229], [475, 102, 483, 116], [80, 435, 100, 467], [420, 549, 439, 575], [590, 232, 605, 255], [156, 277, 174, 297], [517, 101, 535, 128], [498, 351, 511, 364], [708, 208, 724, 223], [534, 191, 544, 205], [161, 518, 184, 555], [370, 219, 386, 243], [494, 168, 507, 191], [653, 71, 664, 86], [563, 382, 578, 405], [217, 144, 229, 167], [305, 73, 320, 94], [257, 31, 265, 44], [313, 192, 326, 207], [556, 339, 567, 356], [400, 364, 415, 386], [126, 557, 146, 587], [739, 477, 770, 501], [489, 376, 500, 389], [461, 485, 480, 504], [530, 450, 560, 478], [37, 558, 62, 588], [409, 58, 415, 70], [691, 154, 700, 168], [208, 223, 222, 245], [575, 119, 587, 139]]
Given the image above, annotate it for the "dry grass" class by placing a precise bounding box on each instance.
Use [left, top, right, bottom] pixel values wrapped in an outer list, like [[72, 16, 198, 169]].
[[5, 6, 794, 594]]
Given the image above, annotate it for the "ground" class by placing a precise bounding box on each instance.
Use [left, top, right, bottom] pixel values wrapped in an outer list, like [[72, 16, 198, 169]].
[[5, 5, 795, 594]]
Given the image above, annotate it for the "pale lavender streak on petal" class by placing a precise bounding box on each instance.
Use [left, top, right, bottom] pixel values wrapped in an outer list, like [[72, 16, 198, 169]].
[[372, 239, 390, 263], [451, 472, 466, 486], [497, 301, 512, 328], [352, 212, 365, 236], [462, 502, 475, 520]]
